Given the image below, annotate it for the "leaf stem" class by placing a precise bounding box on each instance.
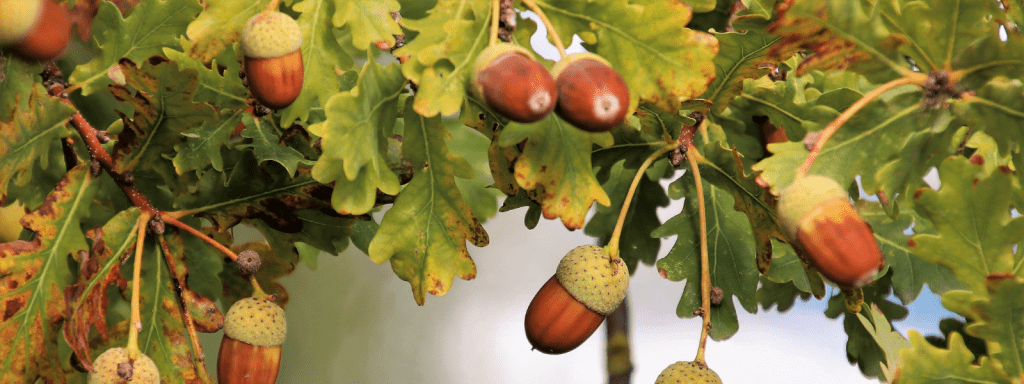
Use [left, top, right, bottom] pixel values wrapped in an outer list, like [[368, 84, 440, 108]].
[[605, 143, 678, 261], [126, 213, 150, 359], [685, 144, 710, 364], [489, 0, 500, 46], [160, 213, 239, 262], [795, 76, 918, 179], [521, 0, 567, 58]]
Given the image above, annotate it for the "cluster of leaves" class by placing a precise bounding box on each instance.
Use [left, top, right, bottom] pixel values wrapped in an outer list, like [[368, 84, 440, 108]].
[[1, 0, 1023, 382]]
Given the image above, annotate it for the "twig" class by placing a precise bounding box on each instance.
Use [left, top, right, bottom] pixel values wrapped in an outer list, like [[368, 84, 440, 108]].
[[489, 0, 500, 46], [605, 143, 678, 261], [521, 0, 567, 58], [606, 298, 632, 384], [126, 214, 149, 360], [160, 213, 239, 262], [685, 144, 710, 364]]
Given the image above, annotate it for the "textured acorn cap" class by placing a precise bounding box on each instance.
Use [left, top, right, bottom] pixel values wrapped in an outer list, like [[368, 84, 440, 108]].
[[240, 11, 302, 59], [224, 296, 287, 347], [0, 0, 43, 45], [555, 245, 628, 315], [655, 361, 723, 384], [777, 175, 849, 239], [88, 347, 160, 384], [549, 52, 612, 80]]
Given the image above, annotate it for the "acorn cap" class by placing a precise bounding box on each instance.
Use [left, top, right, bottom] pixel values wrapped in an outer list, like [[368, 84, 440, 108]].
[[224, 296, 287, 347], [777, 175, 849, 239], [0, 0, 42, 45], [240, 11, 302, 59], [88, 347, 160, 384], [555, 245, 628, 315], [655, 361, 723, 384], [549, 52, 612, 80]]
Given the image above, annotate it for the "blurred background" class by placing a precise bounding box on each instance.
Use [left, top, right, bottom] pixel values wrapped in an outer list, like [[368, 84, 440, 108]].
[[196, 11, 956, 384]]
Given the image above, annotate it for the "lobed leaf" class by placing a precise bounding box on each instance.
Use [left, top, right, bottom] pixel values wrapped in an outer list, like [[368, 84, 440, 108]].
[[895, 330, 1010, 384], [0, 86, 75, 201]]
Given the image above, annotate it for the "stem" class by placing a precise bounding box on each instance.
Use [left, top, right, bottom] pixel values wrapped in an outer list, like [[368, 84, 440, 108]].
[[606, 297, 632, 384], [605, 144, 678, 261], [685, 144, 710, 364], [250, 275, 269, 298], [160, 213, 239, 262], [126, 214, 150, 359], [489, 0, 500, 46], [521, 0, 567, 58], [795, 77, 918, 179]]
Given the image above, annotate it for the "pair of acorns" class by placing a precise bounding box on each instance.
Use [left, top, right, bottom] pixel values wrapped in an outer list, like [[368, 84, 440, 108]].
[[87, 251, 286, 384], [473, 43, 630, 132]]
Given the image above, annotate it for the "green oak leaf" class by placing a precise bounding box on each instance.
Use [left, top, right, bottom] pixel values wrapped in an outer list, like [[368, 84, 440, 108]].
[[334, 0, 402, 50], [173, 109, 244, 176], [910, 157, 1024, 293], [856, 304, 911, 383], [163, 42, 249, 110], [951, 77, 1024, 158], [895, 330, 1011, 384], [761, 239, 815, 295], [445, 119, 499, 222], [0, 85, 75, 200], [185, 0, 269, 62], [238, 114, 314, 176], [653, 166, 760, 341], [369, 98, 489, 305], [309, 56, 406, 215], [0, 165, 98, 383], [70, 0, 202, 95], [703, 27, 796, 114], [280, 0, 357, 125], [534, 0, 719, 113], [0, 57, 39, 122], [498, 115, 613, 230], [953, 276, 1024, 379], [825, 270, 908, 380]]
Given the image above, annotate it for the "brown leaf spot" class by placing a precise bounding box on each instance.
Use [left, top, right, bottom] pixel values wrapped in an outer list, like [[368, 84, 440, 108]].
[[3, 297, 25, 321], [658, 268, 669, 279], [907, 239, 916, 247], [969, 154, 984, 165], [999, 165, 1012, 174], [913, 188, 926, 199], [972, 178, 979, 186]]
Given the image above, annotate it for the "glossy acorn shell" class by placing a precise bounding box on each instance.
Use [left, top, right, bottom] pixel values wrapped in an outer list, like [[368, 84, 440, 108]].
[[551, 53, 629, 132], [472, 43, 557, 123], [6, 0, 71, 61], [245, 49, 303, 110], [218, 335, 282, 384], [524, 275, 606, 354]]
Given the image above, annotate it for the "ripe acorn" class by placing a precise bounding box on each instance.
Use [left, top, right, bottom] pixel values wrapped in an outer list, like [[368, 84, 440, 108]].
[[777, 175, 885, 288], [0, 0, 72, 62], [240, 11, 304, 110], [550, 52, 629, 132], [472, 43, 557, 123], [524, 245, 628, 354], [88, 347, 160, 384], [655, 361, 723, 384], [218, 296, 286, 384]]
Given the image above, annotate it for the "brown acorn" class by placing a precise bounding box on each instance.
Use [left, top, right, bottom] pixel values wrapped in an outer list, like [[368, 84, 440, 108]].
[[550, 53, 629, 132], [218, 296, 286, 384], [0, 0, 71, 62], [240, 11, 304, 110], [777, 175, 885, 288], [88, 347, 160, 384], [524, 245, 628, 354], [472, 43, 557, 123]]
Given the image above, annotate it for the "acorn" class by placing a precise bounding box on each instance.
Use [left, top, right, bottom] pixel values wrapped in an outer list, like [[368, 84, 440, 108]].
[[87, 347, 160, 384], [218, 296, 286, 384], [471, 43, 557, 123], [0, 0, 72, 62], [524, 245, 628, 354], [777, 175, 885, 288], [655, 361, 723, 384], [550, 53, 629, 132], [240, 11, 304, 110]]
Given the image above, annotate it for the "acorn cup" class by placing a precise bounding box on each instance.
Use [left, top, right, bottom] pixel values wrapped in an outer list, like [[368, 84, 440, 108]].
[[472, 43, 558, 123], [240, 11, 304, 110], [655, 361, 723, 384], [777, 175, 885, 288], [218, 296, 287, 384], [524, 245, 628, 354], [0, 0, 72, 61], [88, 347, 160, 384], [550, 52, 630, 132]]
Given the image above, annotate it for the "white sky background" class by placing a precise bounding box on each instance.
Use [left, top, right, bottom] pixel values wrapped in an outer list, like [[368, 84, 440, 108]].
[[197, 10, 957, 383]]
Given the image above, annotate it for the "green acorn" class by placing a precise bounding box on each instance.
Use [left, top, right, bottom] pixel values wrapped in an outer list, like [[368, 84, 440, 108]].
[[655, 361, 723, 384], [88, 347, 160, 384]]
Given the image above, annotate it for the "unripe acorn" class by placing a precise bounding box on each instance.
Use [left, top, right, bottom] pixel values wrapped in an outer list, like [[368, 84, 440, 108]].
[[88, 347, 160, 384], [472, 43, 557, 123], [655, 361, 723, 384], [777, 175, 885, 288], [550, 53, 629, 132], [240, 11, 304, 110], [0, 0, 72, 62], [524, 245, 628, 354], [218, 296, 286, 384]]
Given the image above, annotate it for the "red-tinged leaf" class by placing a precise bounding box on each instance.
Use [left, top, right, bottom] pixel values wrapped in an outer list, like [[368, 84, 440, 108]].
[[0, 85, 75, 200], [63, 208, 141, 372], [0, 165, 98, 384]]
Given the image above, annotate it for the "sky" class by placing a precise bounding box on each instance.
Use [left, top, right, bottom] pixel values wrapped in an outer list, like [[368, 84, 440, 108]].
[[196, 10, 959, 383]]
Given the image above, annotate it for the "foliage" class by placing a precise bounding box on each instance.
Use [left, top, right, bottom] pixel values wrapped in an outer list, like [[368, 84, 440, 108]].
[[1, 0, 1023, 382]]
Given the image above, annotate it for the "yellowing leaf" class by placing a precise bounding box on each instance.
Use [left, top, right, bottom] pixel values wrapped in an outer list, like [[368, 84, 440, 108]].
[[369, 98, 488, 305], [0, 85, 75, 200], [186, 0, 269, 62], [895, 330, 1010, 384]]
